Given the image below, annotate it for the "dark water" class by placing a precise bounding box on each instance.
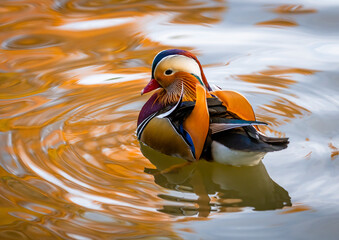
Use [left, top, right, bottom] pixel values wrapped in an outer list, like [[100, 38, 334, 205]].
[[1, 0, 339, 239]]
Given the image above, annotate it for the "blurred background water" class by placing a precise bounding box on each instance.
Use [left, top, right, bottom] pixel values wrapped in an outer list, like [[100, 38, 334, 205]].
[[0, 0, 339, 239]]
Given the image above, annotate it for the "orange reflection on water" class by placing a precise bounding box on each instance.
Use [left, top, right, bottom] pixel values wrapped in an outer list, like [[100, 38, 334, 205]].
[[237, 67, 314, 136], [1, 0, 200, 233], [238, 74, 296, 91], [329, 143, 339, 161], [279, 204, 312, 214], [256, 18, 298, 28], [272, 4, 317, 15]]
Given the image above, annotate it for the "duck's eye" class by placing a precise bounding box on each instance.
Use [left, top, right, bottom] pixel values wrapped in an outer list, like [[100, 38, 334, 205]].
[[164, 69, 173, 75]]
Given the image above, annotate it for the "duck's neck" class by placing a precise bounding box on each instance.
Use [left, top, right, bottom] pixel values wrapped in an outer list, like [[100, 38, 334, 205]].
[[156, 75, 209, 106]]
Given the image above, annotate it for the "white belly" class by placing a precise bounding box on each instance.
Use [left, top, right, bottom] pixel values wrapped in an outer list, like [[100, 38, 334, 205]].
[[211, 141, 266, 166]]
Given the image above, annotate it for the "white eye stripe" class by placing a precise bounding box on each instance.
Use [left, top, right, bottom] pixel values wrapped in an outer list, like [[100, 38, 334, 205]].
[[155, 55, 202, 79]]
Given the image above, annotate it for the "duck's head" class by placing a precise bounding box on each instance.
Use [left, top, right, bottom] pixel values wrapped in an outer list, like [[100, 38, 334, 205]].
[[142, 49, 211, 104]]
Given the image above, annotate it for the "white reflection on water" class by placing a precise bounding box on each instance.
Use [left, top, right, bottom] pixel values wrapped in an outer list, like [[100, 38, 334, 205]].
[[58, 18, 135, 31], [234, 0, 339, 7], [147, 25, 339, 71], [78, 73, 148, 85], [315, 43, 339, 57]]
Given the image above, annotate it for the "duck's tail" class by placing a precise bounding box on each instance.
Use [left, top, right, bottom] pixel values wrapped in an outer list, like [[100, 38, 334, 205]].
[[245, 126, 289, 152]]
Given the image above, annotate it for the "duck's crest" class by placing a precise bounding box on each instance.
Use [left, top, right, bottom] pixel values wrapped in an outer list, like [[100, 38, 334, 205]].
[[151, 49, 188, 78], [152, 49, 211, 91]]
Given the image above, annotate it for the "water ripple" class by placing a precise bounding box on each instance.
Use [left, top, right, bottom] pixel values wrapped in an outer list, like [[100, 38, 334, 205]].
[[2, 34, 63, 50], [1, 0, 339, 239]]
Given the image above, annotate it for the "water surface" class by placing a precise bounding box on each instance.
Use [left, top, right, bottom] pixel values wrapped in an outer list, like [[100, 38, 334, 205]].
[[1, 0, 339, 239]]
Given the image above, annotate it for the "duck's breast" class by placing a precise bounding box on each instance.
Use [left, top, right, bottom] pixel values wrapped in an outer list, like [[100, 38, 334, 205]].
[[140, 117, 195, 161]]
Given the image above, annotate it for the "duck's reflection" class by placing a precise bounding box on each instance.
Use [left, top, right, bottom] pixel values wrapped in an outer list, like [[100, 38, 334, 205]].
[[141, 143, 291, 217]]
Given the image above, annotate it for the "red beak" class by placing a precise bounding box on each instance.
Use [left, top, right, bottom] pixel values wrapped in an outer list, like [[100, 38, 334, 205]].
[[141, 78, 161, 95]]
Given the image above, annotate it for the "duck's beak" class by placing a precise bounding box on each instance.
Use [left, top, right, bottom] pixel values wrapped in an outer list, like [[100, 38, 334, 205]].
[[141, 78, 161, 95]]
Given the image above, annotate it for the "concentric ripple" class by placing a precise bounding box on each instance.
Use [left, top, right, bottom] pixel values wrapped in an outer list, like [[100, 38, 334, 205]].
[[1, 79, 181, 239], [2, 34, 63, 50]]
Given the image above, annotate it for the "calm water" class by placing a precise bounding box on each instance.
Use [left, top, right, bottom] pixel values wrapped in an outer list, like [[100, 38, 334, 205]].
[[1, 0, 339, 239]]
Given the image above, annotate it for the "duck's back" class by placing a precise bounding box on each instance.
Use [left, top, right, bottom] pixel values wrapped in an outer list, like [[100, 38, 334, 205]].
[[138, 97, 289, 165]]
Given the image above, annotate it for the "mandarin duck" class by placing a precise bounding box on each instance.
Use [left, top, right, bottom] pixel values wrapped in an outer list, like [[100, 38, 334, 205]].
[[137, 49, 288, 166]]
